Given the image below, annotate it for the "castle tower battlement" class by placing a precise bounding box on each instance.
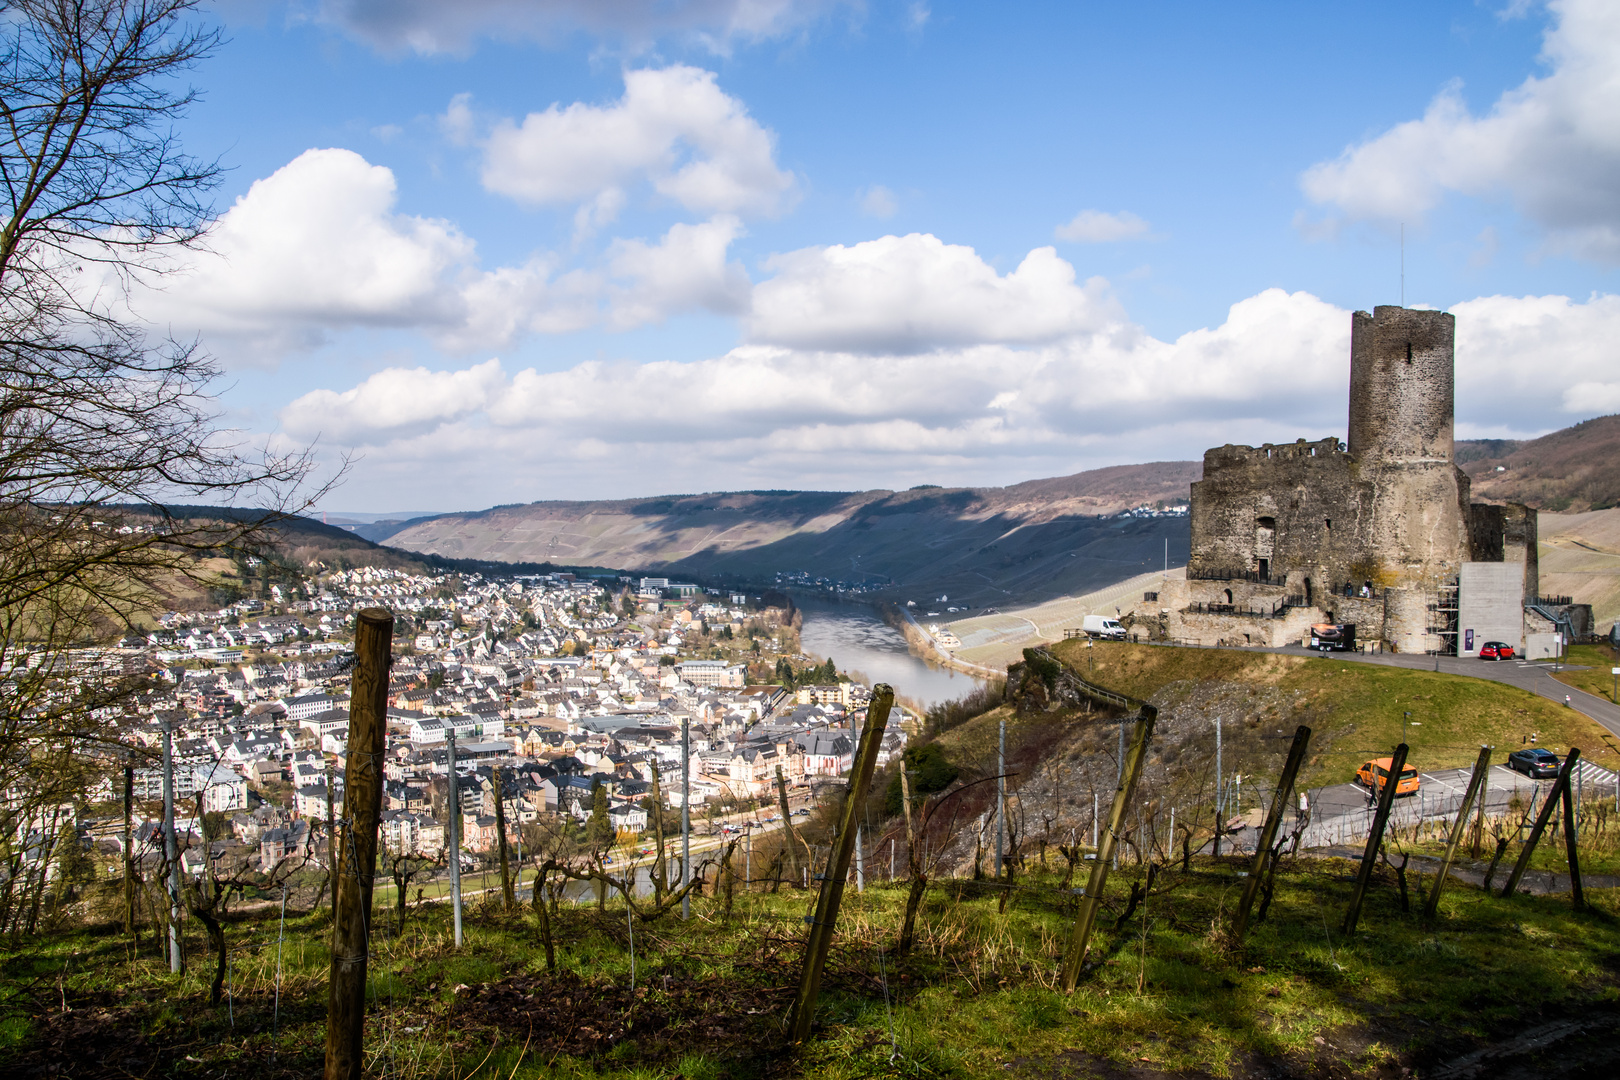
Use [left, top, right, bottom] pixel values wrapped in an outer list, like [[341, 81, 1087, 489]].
[[1347, 306, 1455, 462]]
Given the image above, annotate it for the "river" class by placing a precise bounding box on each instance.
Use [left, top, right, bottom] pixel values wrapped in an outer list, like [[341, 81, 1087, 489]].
[[794, 596, 986, 707]]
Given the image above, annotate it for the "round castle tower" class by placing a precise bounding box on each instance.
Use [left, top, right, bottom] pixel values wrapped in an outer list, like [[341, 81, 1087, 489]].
[[1347, 306, 1455, 463], [1346, 306, 1470, 650]]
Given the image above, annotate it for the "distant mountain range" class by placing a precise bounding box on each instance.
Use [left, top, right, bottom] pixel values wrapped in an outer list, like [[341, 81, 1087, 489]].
[[1458, 414, 1620, 513], [306, 416, 1618, 611], [376, 461, 1202, 608]]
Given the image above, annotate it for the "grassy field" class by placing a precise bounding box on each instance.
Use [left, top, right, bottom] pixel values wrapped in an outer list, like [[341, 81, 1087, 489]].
[[1554, 643, 1620, 706], [6, 855, 1619, 1079], [1046, 639, 1620, 788]]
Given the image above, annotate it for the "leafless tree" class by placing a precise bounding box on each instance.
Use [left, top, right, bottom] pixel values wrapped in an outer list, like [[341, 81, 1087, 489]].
[[184, 845, 308, 1006], [383, 845, 442, 936], [0, 2, 330, 937]]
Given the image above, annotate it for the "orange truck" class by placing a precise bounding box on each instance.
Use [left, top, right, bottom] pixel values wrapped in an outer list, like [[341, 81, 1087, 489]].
[[1356, 757, 1420, 796]]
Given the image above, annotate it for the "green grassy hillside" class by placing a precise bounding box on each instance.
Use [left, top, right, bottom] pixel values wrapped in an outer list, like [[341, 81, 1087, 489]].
[[9, 855, 1619, 1078], [1045, 640, 1618, 787]]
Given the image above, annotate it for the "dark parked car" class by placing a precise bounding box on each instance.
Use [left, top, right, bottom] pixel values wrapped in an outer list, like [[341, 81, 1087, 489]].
[[1480, 640, 1516, 660], [1508, 747, 1562, 778]]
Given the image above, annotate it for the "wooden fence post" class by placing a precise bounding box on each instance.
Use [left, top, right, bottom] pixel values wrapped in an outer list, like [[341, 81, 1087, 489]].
[[787, 686, 893, 1043], [1341, 743, 1408, 936], [324, 608, 393, 1080], [1232, 724, 1311, 941], [1060, 705, 1157, 991], [1501, 748, 1581, 898], [1424, 745, 1492, 919]]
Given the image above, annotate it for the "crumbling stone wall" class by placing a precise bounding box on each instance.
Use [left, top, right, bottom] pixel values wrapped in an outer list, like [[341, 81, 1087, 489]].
[[1188, 438, 1372, 592]]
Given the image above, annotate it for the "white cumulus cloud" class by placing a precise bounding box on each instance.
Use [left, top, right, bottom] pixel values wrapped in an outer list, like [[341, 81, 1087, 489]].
[[604, 215, 752, 328], [282, 358, 508, 442], [1451, 292, 1620, 432], [127, 148, 475, 350], [476, 66, 797, 218], [278, 286, 1357, 503], [1301, 0, 1620, 261], [115, 148, 759, 359], [746, 233, 1124, 353], [276, 282, 1620, 506]]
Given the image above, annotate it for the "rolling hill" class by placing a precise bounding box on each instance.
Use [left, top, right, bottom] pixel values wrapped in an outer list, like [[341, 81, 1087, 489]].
[[380, 461, 1202, 608], [1538, 508, 1620, 633], [1459, 414, 1620, 512], [369, 415, 1620, 615]]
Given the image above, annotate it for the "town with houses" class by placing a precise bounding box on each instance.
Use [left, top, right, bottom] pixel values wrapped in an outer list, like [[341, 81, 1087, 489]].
[[80, 565, 912, 887]]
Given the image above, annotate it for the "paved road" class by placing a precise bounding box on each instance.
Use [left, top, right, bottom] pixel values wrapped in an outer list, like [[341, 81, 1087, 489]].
[[1291, 760, 1620, 851]]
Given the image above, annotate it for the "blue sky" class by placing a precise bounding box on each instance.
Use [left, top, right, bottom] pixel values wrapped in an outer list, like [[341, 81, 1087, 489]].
[[134, 1, 1620, 511]]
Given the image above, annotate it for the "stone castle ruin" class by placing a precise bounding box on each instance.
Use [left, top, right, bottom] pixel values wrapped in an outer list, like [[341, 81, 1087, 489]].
[[1138, 305, 1562, 655]]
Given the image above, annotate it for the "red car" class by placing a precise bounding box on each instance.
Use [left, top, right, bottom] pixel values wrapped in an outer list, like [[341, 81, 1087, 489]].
[[1480, 641, 1515, 660]]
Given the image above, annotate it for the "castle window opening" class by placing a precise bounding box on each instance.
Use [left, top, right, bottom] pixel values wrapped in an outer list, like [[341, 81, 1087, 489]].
[[1224, 588, 1234, 605], [1405, 341, 1413, 362]]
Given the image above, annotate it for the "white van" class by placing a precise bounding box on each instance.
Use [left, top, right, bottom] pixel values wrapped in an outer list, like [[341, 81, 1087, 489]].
[[1081, 615, 1127, 640]]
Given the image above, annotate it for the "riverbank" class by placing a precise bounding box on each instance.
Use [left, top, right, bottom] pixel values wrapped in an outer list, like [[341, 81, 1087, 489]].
[[884, 601, 1009, 680], [944, 567, 1184, 671], [791, 592, 989, 706]]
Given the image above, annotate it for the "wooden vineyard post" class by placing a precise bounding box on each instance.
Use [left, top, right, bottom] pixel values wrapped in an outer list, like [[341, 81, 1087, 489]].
[[681, 715, 691, 919], [123, 764, 136, 942], [777, 764, 803, 885], [162, 720, 183, 974], [1562, 760, 1585, 911], [1500, 748, 1581, 898], [1424, 745, 1492, 919], [1232, 724, 1311, 942], [787, 686, 894, 1043], [446, 729, 463, 946], [494, 764, 514, 909], [1060, 705, 1157, 992], [325, 761, 337, 914], [324, 608, 393, 1080], [1341, 743, 1408, 936]]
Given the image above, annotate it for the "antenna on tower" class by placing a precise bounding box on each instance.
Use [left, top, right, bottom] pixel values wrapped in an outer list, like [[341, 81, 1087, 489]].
[[1400, 223, 1405, 307]]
